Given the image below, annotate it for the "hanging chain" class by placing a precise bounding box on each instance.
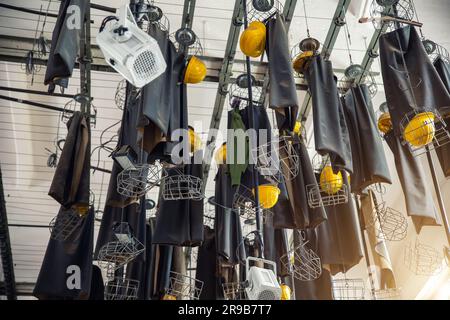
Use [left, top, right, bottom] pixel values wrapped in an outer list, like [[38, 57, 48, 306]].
[[302, 0, 311, 38], [343, 15, 353, 65]]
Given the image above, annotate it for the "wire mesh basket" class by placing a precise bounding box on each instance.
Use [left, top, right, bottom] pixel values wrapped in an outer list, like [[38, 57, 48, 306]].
[[137, 2, 170, 33], [222, 282, 248, 300], [332, 278, 366, 300], [104, 277, 139, 300], [229, 74, 263, 109], [117, 163, 162, 198], [399, 108, 450, 156], [62, 94, 97, 127], [97, 222, 145, 271], [160, 167, 203, 201], [232, 184, 272, 222], [306, 182, 349, 208], [422, 39, 450, 65], [367, 201, 407, 241], [369, 0, 416, 31], [170, 27, 203, 56], [290, 37, 321, 77], [164, 271, 204, 300], [280, 236, 322, 282], [255, 136, 300, 183], [246, 0, 284, 23], [338, 64, 378, 97], [374, 287, 402, 300], [114, 79, 127, 110], [49, 208, 85, 241], [404, 240, 443, 276]]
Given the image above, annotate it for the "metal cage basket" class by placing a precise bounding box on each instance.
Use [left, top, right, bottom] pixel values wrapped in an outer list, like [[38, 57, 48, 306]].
[[222, 282, 248, 300], [280, 236, 322, 282], [422, 39, 450, 65], [374, 287, 402, 300], [165, 271, 204, 300], [369, 0, 416, 31], [399, 108, 450, 156], [338, 64, 378, 97], [117, 163, 162, 198], [229, 74, 263, 109], [367, 201, 407, 241], [170, 27, 203, 56], [160, 167, 203, 201], [255, 136, 300, 183], [290, 37, 321, 77], [246, 0, 284, 23], [97, 222, 145, 271], [104, 277, 139, 300], [307, 181, 349, 208], [49, 208, 85, 241], [332, 278, 366, 300], [138, 2, 170, 33], [62, 94, 97, 127], [232, 184, 272, 222], [404, 240, 443, 276]]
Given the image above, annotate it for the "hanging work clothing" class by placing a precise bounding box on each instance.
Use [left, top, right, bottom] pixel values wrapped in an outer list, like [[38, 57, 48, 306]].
[[88, 265, 105, 300], [305, 55, 353, 173], [293, 229, 334, 300], [196, 226, 222, 300], [384, 130, 441, 234], [44, 0, 88, 92], [265, 13, 299, 131], [33, 207, 95, 300], [360, 190, 397, 289], [152, 157, 204, 247], [315, 179, 364, 275], [282, 136, 327, 229], [263, 214, 290, 278], [214, 165, 246, 266], [379, 26, 450, 136], [49, 111, 90, 210], [105, 95, 143, 208], [271, 177, 296, 229], [433, 57, 450, 177], [140, 24, 188, 161], [227, 108, 249, 186], [341, 85, 392, 194], [94, 201, 146, 263]]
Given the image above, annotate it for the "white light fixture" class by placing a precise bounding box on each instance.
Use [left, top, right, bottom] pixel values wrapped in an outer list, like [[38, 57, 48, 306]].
[[96, 4, 166, 88], [245, 257, 281, 300]]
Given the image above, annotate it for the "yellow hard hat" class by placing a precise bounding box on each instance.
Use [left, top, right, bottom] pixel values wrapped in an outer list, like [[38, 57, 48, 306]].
[[292, 51, 314, 74], [188, 126, 202, 153], [253, 184, 281, 209], [319, 166, 343, 195], [239, 21, 266, 58], [162, 294, 177, 300], [215, 143, 227, 164], [184, 56, 206, 84], [294, 120, 302, 135], [280, 284, 291, 300], [377, 112, 393, 134], [403, 112, 436, 147]]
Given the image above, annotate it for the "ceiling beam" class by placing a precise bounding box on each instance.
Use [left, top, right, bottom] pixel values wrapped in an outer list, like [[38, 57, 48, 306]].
[[297, 0, 351, 123]]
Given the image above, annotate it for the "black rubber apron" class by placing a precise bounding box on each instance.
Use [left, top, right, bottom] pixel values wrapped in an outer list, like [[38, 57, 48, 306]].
[[341, 85, 392, 193], [44, 0, 88, 92], [305, 55, 353, 172], [283, 137, 327, 229], [263, 214, 290, 278], [214, 165, 246, 266], [141, 25, 188, 161], [33, 207, 94, 300], [293, 229, 333, 300], [379, 26, 450, 136], [152, 158, 204, 247], [315, 180, 364, 275], [48, 111, 90, 209], [384, 130, 441, 234], [433, 57, 450, 177], [265, 13, 299, 131]]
